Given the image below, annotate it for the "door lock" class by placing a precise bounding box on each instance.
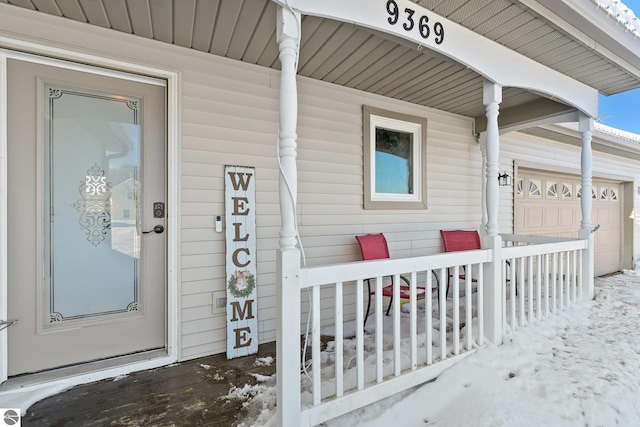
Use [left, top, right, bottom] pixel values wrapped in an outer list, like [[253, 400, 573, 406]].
[[153, 202, 165, 218]]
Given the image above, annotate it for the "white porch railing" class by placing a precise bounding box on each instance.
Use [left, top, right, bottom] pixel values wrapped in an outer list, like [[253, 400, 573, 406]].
[[289, 234, 591, 425], [501, 234, 589, 331], [298, 250, 491, 426]]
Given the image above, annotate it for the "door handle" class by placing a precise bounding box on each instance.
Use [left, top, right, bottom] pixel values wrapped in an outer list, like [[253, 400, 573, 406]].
[[0, 319, 18, 331], [143, 225, 164, 234]]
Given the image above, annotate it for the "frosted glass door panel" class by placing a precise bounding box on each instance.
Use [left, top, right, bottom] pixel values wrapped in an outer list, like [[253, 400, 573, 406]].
[[45, 85, 142, 322]]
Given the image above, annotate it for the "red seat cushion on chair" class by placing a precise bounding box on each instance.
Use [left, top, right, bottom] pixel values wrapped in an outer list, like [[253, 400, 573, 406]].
[[440, 230, 481, 252], [356, 233, 390, 261]]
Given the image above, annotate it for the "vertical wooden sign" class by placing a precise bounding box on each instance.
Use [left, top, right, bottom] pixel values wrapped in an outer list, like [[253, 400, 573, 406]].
[[225, 165, 258, 358]]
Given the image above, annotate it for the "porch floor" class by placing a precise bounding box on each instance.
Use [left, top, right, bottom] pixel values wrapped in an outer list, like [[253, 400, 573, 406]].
[[22, 343, 276, 427]]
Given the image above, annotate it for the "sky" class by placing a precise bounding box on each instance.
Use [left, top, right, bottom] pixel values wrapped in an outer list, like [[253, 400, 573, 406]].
[[236, 271, 640, 427], [597, 0, 640, 134]]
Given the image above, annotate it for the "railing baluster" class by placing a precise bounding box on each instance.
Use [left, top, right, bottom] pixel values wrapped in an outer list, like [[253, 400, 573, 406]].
[[410, 271, 418, 370], [501, 260, 507, 330], [559, 252, 564, 310], [543, 254, 549, 318], [312, 285, 321, 406], [356, 279, 364, 390], [453, 266, 460, 355], [578, 250, 583, 301], [552, 253, 557, 314], [527, 256, 534, 324], [510, 257, 516, 329], [564, 252, 569, 307], [536, 254, 542, 321], [393, 274, 401, 377], [518, 257, 525, 328], [439, 267, 447, 361], [426, 270, 433, 365], [466, 264, 473, 351], [566, 251, 571, 304], [335, 282, 343, 398], [477, 263, 484, 346], [375, 276, 383, 383], [571, 251, 578, 303], [568, 251, 573, 303]]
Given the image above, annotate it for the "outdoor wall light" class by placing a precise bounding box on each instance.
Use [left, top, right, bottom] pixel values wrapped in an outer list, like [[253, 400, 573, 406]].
[[498, 172, 512, 186]]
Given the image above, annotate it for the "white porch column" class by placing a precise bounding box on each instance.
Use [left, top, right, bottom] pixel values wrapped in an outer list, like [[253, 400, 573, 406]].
[[578, 113, 595, 300], [484, 81, 501, 238], [482, 80, 503, 345], [276, 6, 302, 427], [479, 133, 488, 235]]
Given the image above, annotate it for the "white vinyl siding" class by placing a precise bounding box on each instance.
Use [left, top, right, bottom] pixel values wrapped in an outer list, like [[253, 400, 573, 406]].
[[178, 50, 482, 357]]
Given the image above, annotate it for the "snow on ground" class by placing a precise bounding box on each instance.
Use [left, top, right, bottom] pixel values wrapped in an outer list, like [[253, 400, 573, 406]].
[[240, 272, 640, 426]]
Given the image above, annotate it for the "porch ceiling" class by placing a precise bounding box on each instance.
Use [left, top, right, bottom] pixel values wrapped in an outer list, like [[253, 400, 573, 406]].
[[4, 0, 638, 123]]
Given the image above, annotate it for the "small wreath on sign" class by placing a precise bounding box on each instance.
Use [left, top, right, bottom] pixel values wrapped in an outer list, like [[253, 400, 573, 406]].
[[228, 270, 256, 298]]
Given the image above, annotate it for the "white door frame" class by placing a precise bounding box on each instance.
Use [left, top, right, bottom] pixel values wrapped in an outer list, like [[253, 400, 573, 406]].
[[0, 41, 180, 393]]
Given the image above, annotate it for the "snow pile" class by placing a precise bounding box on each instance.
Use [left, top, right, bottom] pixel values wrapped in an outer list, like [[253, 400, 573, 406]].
[[230, 373, 277, 427], [593, 0, 640, 34], [254, 356, 274, 367]]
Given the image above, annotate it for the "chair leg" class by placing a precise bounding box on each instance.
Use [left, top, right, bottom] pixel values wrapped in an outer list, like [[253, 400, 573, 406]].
[[385, 276, 396, 316], [364, 279, 372, 327], [432, 270, 440, 308]]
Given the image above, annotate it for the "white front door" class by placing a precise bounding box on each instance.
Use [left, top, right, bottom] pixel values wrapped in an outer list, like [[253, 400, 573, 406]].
[[6, 57, 167, 376]]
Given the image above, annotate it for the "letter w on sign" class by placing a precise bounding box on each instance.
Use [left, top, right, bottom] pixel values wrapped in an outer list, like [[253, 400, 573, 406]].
[[228, 171, 253, 191], [225, 166, 257, 358]]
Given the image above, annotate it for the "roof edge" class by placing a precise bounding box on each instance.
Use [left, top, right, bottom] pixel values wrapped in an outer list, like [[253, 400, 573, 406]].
[[542, 122, 640, 157], [519, 0, 640, 94]]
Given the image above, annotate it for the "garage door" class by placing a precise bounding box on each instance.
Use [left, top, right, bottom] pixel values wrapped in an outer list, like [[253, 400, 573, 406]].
[[515, 169, 621, 276]]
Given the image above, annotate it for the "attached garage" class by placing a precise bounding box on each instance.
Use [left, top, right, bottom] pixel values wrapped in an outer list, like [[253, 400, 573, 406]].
[[515, 168, 622, 276]]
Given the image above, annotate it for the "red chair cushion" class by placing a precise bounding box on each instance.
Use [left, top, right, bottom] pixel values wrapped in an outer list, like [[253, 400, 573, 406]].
[[440, 230, 481, 252], [356, 233, 390, 261]]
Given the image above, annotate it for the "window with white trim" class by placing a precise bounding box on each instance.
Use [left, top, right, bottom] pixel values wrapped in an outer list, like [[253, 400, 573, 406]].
[[363, 106, 427, 209]]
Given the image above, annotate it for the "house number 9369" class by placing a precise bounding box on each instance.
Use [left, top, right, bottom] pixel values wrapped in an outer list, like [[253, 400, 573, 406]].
[[386, 0, 444, 45]]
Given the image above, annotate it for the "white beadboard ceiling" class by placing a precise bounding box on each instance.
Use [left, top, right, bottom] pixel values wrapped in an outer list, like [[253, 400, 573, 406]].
[[2, 0, 638, 123]]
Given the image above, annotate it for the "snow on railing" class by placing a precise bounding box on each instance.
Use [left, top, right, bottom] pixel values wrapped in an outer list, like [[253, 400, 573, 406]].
[[501, 234, 588, 332], [298, 250, 491, 426]]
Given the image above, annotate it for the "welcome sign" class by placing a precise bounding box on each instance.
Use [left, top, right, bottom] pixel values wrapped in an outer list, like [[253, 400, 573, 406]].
[[225, 165, 258, 358]]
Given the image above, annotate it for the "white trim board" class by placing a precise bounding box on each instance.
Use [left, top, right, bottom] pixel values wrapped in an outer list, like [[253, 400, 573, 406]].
[[514, 160, 635, 184]]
